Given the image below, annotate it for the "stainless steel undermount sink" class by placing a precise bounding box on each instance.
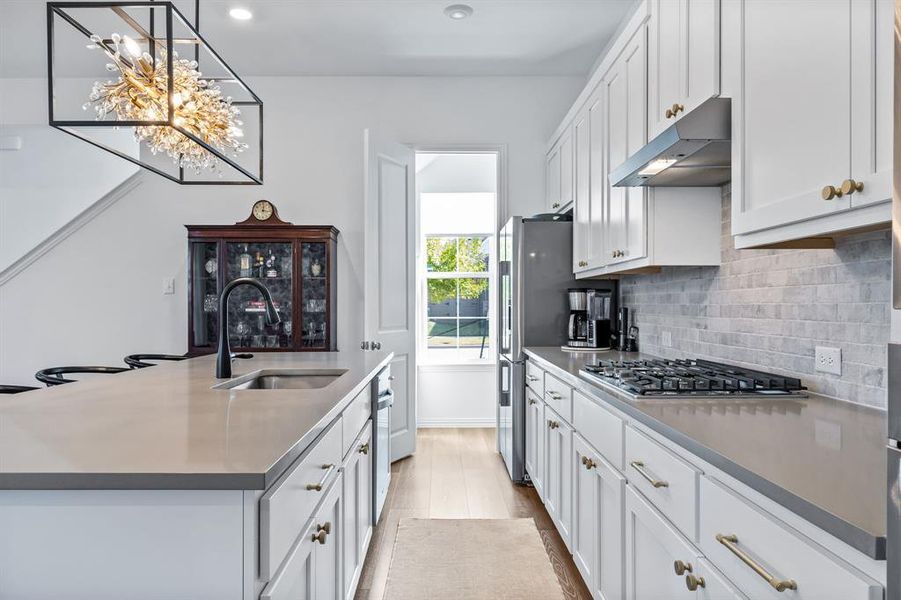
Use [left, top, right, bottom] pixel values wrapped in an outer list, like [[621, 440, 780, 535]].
[[213, 369, 348, 391]]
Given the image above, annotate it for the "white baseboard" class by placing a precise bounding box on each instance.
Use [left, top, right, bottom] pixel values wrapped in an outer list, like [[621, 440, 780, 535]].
[[417, 418, 496, 428]]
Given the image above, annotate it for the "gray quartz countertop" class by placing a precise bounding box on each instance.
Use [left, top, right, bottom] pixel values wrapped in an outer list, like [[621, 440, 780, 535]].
[[0, 351, 392, 491], [524, 346, 887, 560]]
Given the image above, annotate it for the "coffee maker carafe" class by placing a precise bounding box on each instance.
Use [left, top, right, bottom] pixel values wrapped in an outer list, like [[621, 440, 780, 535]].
[[565, 289, 591, 348]]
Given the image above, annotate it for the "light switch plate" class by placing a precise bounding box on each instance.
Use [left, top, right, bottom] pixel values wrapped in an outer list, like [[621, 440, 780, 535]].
[[815, 346, 841, 376], [163, 277, 175, 295]]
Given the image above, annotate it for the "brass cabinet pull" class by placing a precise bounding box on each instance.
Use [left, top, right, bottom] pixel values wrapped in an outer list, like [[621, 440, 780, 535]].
[[546, 391, 563, 401], [611, 249, 626, 258], [673, 560, 693, 575], [305, 463, 335, 491], [548, 420, 560, 429], [527, 375, 540, 382], [552, 202, 561, 209], [665, 103, 685, 119], [528, 398, 537, 406], [629, 460, 669, 488], [581, 455, 596, 470], [577, 260, 588, 267], [840, 178, 864, 196], [665, 108, 674, 119], [311, 521, 331, 544], [685, 574, 706, 591], [715, 533, 797, 592], [358, 442, 370, 455], [821, 185, 843, 200]]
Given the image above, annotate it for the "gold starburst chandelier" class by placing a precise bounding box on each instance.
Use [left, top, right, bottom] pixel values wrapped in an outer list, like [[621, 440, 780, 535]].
[[47, 2, 263, 185]]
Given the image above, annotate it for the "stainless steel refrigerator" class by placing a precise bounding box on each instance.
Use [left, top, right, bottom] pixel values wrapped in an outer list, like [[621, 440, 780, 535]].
[[889, 3, 901, 597], [497, 216, 615, 482]]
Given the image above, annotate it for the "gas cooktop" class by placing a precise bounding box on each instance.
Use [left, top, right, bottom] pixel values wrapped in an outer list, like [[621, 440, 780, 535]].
[[580, 359, 807, 398]]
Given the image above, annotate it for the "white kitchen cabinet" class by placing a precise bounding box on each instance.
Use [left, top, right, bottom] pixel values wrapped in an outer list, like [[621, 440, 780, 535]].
[[603, 25, 648, 266], [526, 389, 545, 499], [647, 0, 720, 138], [262, 474, 343, 600], [546, 126, 574, 213], [544, 405, 573, 550], [726, 0, 892, 248], [694, 557, 749, 600], [624, 485, 700, 600], [572, 434, 625, 600], [341, 422, 373, 600]]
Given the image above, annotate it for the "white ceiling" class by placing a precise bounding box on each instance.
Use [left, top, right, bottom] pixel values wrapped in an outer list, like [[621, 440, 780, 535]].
[[1, 0, 636, 78]]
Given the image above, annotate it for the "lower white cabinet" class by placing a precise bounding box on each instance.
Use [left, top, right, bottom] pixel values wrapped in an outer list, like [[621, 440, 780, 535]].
[[526, 389, 545, 499], [624, 485, 699, 600], [262, 474, 343, 600], [544, 405, 573, 550], [572, 434, 625, 600], [341, 422, 373, 600], [694, 557, 749, 600]]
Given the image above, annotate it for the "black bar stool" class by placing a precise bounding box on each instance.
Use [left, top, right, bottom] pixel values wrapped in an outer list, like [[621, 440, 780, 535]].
[[0, 385, 38, 394], [124, 354, 187, 369], [35, 366, 129, 387]]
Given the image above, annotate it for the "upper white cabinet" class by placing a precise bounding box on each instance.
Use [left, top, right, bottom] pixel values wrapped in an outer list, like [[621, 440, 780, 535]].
[[648, 0, 721, 138], [726, 0, 892, 248], [546, 126, 574, 213]]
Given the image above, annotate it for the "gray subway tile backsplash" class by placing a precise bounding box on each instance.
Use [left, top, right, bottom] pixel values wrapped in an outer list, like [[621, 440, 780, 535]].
[[619, 186, 890, 408]]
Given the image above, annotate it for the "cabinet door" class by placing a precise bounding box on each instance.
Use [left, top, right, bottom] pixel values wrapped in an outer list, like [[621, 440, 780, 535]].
[[728, 0, 854, 235], [587, 92, 607, 269], [526, 390, 544, 497], [648, 0, 721, 138], [559, 127, 574, 212], [544, 407, 573, 549], [573, 103, 591, 272], [546, 145, 562, 212], [314, 475, 343, 600], [260, 528, 315, 600], [605, 27, 648, 265], [849, 0, 892, 208], [573, 434, 626, 600], [301, 242, 329, 350], [624, 486, 699, 600], [342, 423, 372, 600]]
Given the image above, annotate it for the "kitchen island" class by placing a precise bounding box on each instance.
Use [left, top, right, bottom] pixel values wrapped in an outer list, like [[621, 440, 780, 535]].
[[0, 351, 391, 600]]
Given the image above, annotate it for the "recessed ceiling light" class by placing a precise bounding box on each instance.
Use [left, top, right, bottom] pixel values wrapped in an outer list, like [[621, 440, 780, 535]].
[[444, 4, 473, 20], [229, 7, 253, 21]]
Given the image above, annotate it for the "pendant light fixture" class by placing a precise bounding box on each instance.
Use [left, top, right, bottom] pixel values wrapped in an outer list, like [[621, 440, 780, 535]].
[[47, 1, 263, 184]]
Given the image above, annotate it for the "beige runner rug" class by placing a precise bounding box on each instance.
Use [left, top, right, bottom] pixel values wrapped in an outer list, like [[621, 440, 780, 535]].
[[383, 518, 565, 600]]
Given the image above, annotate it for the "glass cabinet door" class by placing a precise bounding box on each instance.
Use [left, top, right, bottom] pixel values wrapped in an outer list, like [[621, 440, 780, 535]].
[[191, 241, 220, 349], [224, 241, 294, 350], [301, 242, 328, 349]]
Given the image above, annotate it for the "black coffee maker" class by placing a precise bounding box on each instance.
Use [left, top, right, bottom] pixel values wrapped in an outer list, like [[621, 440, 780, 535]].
[[587, 289, 614, 349]]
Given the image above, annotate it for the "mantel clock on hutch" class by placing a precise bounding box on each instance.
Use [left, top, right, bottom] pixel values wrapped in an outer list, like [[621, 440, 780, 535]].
[[186, 200, 338, 355]]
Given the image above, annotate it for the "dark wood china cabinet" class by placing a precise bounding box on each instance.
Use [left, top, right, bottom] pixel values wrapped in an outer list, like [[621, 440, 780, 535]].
[[186, 201, 338, 355]]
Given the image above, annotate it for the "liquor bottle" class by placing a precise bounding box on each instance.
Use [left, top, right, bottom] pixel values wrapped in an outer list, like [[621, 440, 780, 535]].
[[238, 244, 252, 277], [265, 250, 278, 278]]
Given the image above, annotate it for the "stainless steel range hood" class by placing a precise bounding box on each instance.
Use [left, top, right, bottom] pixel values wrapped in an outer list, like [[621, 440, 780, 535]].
[[610, 97, 731, 187]]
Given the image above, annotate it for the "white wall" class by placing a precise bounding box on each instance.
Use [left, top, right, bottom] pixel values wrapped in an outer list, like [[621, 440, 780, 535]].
[[0, 75, 581, 384], [417, 365, 496, 427]]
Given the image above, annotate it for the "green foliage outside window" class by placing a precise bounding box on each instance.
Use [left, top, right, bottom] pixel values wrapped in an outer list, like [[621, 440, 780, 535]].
[[426, 237, 489, 304]]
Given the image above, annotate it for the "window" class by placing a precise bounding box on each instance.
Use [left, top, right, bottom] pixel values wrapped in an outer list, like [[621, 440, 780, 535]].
[[425, 236, 491, 359], [416, 152, 497, 364]]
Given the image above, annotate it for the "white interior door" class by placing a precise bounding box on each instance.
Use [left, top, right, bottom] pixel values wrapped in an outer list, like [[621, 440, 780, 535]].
[[363, 129, 416, 462]]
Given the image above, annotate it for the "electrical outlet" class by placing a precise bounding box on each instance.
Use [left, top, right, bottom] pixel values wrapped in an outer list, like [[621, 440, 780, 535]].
[[815, 346, 841, 376], [163, 277, 175, 295], [661, 331, 673, 348]]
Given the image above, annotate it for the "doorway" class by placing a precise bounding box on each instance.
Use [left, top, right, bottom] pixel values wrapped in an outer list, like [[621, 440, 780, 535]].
[[414, 150, 502, 428]]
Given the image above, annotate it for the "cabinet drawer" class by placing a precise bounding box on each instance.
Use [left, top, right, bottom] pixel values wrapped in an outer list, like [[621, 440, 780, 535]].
[[625, 425, 699, 540], [700, 477, 881, 600], [342, 386, 371, 459], [261, 419, 343, 580], [543, 373, 572, 423], [572, 390, 623, 470], [526, 362, 544, 397]]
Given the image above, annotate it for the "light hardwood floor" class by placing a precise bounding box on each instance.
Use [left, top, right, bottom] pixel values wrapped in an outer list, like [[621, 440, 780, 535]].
[[354, 427, 591, 600]]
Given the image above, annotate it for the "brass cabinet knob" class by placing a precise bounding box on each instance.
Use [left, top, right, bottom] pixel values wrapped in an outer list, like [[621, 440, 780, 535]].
[[577, 260, 588, 267], [821, 185, 842, 200], [528, 398, 537, 406], [665, 108, 674, 119], [674, 560, 693, 576], [581, 456, 596, 470], [312, 529, 327, 544], [685, 574, 706, 591], [552, 202, 561, 209], [672, 103, 684, 115], [548, 420, 559, 429], [358, 442, 370, 455], [840, 178, 864, 196]]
